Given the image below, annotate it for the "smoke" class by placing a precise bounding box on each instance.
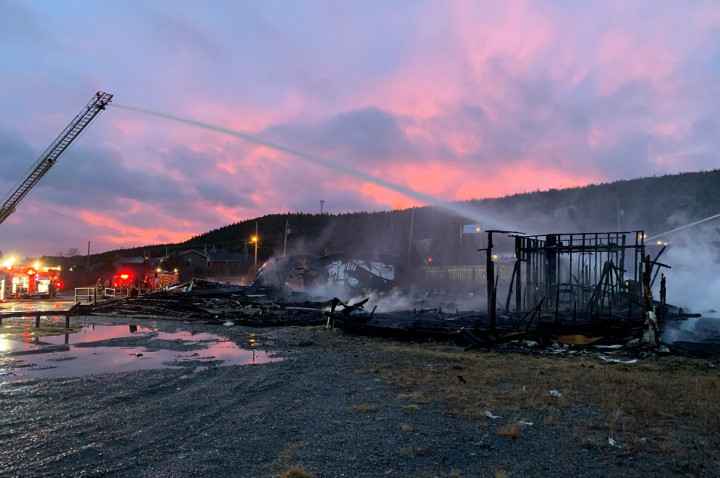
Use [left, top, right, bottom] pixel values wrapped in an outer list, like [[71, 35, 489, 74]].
[[661, 317, 720, 345], [346, 287, 487, 314], [655, 225, 720, 313], [650, 221, 720, 345], [346, 289, 416, 313]]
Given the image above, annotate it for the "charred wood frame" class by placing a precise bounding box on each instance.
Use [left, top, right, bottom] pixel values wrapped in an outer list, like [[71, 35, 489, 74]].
[[488, 231, 647, 328]]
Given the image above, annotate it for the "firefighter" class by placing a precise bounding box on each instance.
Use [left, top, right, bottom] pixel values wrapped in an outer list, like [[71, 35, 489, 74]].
[[96, 278, 105, 298]]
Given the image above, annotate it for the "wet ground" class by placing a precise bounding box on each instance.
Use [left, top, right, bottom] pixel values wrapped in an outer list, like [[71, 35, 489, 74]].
[[1, 296, 718, 477], [2, 318, 716, 478], [0, 297, 75, 313], [1, 323, 280, 382], [1, 299, 280, 383]]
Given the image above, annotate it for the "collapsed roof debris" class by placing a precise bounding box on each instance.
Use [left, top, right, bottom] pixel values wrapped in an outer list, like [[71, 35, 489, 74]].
[[77, 229, 720, 357], [245, 254, 395, 297], [325, 229, 719, 357], [84, 278, 330, 327]]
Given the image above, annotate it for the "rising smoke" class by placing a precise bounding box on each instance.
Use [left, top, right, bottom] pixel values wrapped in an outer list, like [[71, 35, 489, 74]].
[[651, 222, 720, 344]]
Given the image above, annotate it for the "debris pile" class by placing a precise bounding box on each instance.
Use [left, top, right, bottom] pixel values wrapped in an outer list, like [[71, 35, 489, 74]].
[[75, 222, 720, 359], [83, 278, 329, 327]]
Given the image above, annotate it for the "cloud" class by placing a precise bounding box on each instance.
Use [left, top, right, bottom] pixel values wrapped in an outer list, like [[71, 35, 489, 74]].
[[265, 107, 413, 163], [0, 0, 718, 258]]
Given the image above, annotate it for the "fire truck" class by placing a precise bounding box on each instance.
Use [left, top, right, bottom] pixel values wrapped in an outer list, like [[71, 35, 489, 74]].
[[1, 258, 63, 299], [112, 268, 179, 293]]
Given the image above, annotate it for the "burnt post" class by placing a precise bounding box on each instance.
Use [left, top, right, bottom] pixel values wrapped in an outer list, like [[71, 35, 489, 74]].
[[546, 234, 557, 310], [482, 230, 523, 333], [486, 231, 495, 333], [515, 235, 522, 312], [660, 274, 666, 306], [642, 254, 653, 311]]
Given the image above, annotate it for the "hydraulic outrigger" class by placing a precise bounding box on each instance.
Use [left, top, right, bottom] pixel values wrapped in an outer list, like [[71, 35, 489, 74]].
[[0, 91, 113, 226]]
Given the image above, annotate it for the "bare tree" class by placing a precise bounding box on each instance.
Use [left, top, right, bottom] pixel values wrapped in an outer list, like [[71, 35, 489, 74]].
[[67, 247, 80, 258]]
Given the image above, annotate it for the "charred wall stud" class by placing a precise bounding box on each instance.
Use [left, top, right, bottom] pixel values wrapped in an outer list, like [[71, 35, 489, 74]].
[[489, 230, 651, 326]]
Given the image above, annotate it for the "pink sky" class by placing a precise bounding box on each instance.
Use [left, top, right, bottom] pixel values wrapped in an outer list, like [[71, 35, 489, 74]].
[[0, 0, 718, 259]]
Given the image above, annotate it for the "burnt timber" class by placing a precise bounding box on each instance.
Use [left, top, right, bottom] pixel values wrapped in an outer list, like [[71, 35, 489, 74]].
[[78, 230, 714, 353], [330, 229, 689, 348], [493, 230, 654, 328]]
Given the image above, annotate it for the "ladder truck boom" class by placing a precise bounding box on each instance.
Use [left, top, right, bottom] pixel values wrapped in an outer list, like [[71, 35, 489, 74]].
[[0, 91, 113, 226]]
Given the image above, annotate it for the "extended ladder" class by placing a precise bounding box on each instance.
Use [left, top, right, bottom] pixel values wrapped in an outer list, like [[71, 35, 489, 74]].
[[0, 91, 113, 225]]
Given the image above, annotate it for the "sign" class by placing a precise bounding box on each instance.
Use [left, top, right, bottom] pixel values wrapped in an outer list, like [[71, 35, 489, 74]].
[[462, 225, 482, 234]]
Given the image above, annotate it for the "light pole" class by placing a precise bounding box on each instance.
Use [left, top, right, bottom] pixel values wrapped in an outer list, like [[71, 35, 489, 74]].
[[251, 236, 258, 266]]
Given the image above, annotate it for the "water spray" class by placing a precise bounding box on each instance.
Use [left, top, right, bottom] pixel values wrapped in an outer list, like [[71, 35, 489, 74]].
[[646, 212, 720, 242], [110, 103, 512, 229]]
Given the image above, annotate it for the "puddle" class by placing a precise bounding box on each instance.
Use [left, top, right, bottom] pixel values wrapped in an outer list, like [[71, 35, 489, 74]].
[[0, 324, 280, 382]]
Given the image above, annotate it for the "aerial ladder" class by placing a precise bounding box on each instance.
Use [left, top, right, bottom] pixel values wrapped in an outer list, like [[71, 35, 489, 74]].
[[0, 91, 113, 226]]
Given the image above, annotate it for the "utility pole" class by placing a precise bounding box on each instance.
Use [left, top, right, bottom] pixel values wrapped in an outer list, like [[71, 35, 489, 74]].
[[87, 241, 90, 267], [406, 208, 415, 265], [283, 219, 289, 257], [320, 200, 324, 215], [254, 220, 258, 266]]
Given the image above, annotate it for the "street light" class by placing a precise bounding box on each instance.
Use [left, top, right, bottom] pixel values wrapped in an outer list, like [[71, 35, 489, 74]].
[[251, 236, 258, 266]]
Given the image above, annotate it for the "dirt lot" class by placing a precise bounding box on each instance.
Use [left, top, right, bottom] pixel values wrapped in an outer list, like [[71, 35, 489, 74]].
[[0, 315, 718, 477]]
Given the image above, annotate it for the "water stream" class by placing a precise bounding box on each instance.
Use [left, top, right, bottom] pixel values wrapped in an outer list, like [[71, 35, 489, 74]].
[[110, 103, 514, 230]]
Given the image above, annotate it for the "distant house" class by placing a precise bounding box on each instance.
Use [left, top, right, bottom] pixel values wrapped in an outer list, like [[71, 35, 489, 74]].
[[177, 250, 246, 281], [178, 250, 211, 270], [114, 256, 154, 278], [116, 256, 150, 267], [206, 252, 247, 274]]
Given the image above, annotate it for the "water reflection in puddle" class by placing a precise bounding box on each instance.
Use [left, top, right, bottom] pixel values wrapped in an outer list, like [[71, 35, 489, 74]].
[[0, 324, 280, 382]]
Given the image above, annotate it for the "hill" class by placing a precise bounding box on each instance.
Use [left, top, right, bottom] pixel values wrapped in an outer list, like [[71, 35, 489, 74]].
[[180, 169, 720, 264], [47, 169, 720, 271]]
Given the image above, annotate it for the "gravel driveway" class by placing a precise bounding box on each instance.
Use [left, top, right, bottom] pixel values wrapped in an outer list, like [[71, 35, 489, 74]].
[[0, 316, 714, 477]]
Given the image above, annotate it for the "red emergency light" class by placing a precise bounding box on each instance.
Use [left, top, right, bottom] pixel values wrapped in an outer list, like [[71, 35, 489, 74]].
[[26, 268, 36, 276]]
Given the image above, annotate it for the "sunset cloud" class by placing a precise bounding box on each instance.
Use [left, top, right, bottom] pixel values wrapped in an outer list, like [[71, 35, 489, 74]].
[[0, 0, 718, 258]]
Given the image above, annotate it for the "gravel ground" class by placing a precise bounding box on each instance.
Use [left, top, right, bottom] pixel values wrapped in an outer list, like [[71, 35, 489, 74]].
[[0, 315, 714, 477]]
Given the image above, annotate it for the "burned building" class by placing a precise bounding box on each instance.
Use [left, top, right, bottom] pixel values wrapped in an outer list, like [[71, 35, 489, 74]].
[[483, 230, 672, 334]]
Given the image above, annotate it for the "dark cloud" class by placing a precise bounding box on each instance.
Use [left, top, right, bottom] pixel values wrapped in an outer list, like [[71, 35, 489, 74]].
[[690, 114, 720, 143], [0, 126, 36, 180], [39, 144, 190, 210], [194, 180, 255, 209], [592, 133, 654, 179], [266, 107, 413, 163]]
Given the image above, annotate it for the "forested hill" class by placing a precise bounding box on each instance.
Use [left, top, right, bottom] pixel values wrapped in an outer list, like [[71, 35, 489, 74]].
[[178, 170, 720, 262], [473, 169, 720, 236], [82, 169, 720, 266]]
